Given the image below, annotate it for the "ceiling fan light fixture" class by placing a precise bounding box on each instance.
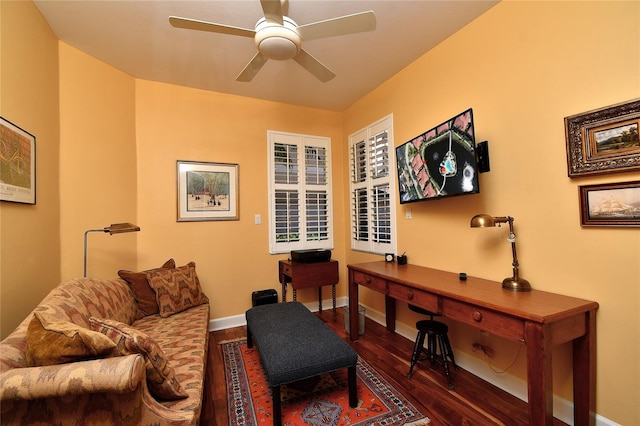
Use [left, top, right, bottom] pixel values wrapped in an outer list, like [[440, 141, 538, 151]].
[[170, 2, 377, 82], [255, 17, 301, 60]]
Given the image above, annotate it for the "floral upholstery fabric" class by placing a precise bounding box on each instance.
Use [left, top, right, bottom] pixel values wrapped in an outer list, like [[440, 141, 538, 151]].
[[134, 303, 210, 414], [1, 278, 136, 374], [89, 317, 188, 400], [147, 262, 209, 318], [0, 277, 210, 426]]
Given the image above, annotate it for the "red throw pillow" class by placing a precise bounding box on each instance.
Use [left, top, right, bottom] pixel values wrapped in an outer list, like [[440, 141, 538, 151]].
[[118, 259, 175, 318]]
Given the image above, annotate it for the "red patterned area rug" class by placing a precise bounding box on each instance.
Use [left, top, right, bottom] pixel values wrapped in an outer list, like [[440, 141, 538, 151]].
[[222, 340, 430, 425]]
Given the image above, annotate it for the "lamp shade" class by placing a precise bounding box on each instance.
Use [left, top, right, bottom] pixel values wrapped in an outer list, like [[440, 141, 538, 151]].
[[105, 223, 141, 234], [470, 214, 496, 228]]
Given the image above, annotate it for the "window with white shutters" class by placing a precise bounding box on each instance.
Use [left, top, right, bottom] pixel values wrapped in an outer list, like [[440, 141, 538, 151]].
[[349, 115, 396, 254], [268, 131, 333, 253]]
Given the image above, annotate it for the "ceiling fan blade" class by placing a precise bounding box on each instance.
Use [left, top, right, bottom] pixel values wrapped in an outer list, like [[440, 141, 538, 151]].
[[169, 16, 255, 38], [297, 10, 376, 41], [236, 52, 270, 82], [293, 49, 336, 83], [260, 0, 284, 25]]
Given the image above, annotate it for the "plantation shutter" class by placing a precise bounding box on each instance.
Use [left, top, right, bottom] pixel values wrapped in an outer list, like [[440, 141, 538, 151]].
[[349, 115, 396, 254], [268, 131, 333, 253]]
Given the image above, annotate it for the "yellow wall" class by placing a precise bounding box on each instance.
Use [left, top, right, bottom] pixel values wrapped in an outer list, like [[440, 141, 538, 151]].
[[0, 0, 61, 338], [2, 0, 639, 424], [58, 43, 139, 280], [134, 80, 345, 318], [343, 1, 639, 424]]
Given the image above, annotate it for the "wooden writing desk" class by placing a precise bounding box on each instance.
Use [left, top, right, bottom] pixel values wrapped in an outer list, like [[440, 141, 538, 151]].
[[279, 259, 339, 318], [347, 261, 598, 426]]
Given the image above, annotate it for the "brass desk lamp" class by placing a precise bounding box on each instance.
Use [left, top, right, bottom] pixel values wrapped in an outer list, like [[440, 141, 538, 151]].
[[470, 214, 531, 292]]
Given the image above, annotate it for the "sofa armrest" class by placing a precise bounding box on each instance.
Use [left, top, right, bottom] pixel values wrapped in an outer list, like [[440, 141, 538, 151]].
[[0, 354, 145, 401]]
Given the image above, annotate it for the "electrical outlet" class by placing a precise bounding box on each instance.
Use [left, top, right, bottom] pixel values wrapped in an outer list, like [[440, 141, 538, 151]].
[[405, 208, 412, 219]]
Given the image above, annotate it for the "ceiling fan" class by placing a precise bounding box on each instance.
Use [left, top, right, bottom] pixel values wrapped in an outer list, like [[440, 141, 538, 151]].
[[169, 0, 376, 83]]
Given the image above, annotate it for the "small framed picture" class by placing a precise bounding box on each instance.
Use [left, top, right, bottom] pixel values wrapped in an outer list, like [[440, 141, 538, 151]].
[[565, 99, 640, 177], [579, 180, 640, 227], [177, 160, 239, 221], [1, 117, 36, 204]]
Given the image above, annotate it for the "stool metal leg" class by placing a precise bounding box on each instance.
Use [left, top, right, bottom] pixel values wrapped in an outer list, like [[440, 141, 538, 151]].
[[427, 330, 437, 365], [437, 334, 455, 390], [407, 330, 426, 379], [442, 333, 458, 369]]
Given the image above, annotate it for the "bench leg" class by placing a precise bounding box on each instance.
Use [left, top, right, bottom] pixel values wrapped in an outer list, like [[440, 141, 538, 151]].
[[272, 385, 281, 426], [247, 327, 253, 348], [348, 365, 358, 408]]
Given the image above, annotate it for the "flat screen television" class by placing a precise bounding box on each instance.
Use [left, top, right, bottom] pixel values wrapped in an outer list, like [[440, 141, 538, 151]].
[[396, 108, 480, 204]]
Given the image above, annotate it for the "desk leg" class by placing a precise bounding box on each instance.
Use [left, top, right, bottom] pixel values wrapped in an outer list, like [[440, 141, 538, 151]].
[[573, 309, 597, 426], [318, 287, 323, 312], [281, 283, 286, 302], [332, 285, 337, 320], [348, 270, 359, 341], [385, 295, 396, 332], [525, 322, 553, 425]]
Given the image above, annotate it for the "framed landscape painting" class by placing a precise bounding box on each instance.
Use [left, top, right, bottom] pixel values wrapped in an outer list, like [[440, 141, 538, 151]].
[[177, 160, 239, 221], [565, 99, 640, 177], [0, 117, 36, 204]]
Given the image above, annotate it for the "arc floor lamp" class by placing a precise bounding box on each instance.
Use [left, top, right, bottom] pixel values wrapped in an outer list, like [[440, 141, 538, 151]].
[[83, 223, 140, 277], [470, 214, 531, 292]]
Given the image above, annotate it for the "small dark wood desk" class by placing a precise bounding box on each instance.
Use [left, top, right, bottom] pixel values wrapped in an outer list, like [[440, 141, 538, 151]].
[[348, 261, 598, 426], [279, 260, 339, 318]]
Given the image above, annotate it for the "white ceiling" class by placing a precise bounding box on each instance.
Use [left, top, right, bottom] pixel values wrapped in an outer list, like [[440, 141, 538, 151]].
[[34, 0, 498, 112]]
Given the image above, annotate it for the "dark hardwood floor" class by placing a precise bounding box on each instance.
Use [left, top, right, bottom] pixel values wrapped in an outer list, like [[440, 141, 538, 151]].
[[201, 308, 567, 425]]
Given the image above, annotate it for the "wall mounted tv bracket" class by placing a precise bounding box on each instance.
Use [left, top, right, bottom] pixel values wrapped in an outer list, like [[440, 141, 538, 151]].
[[476, 141, 490, 173]]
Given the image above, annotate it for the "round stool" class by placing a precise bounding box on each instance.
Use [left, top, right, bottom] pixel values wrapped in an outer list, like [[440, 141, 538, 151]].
[[407, 308, 457, 390]]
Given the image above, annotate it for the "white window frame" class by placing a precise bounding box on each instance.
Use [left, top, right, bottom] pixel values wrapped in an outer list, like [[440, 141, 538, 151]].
[[349, 115, 397, 255], [267, 130, 334, 254]]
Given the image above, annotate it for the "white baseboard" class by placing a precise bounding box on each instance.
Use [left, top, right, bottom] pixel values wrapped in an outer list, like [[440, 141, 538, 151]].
[[209, 299, 617, 426]]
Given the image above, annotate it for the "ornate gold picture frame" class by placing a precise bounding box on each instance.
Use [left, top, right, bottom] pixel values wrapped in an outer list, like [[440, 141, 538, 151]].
[[565, 99, 640, 177]]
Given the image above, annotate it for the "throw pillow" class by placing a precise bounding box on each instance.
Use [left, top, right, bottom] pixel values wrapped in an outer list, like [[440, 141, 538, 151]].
[[118, 258, 176, 318], [146, 261, 208, 318], [89, 317, 187, 400], [25, 312, 118, 367]]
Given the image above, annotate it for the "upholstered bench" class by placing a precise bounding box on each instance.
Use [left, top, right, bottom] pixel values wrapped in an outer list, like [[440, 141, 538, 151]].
[[246, 301, 358, 426]]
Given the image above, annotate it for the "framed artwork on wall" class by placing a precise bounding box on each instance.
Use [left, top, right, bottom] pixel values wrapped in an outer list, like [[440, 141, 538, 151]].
[[565, 99, 640, 177], [0, 117, 36, 205], [176, 160, 239, 221], [578, 180, 640, 227]]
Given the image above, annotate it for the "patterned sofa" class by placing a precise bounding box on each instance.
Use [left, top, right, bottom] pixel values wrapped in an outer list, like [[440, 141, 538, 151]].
[[0, 261, 210, 425]]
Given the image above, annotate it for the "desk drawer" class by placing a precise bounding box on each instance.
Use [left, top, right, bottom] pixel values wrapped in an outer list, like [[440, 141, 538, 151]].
[[352, 271, 386, 292], [388, 282, 439, 312], [442, 299, 524, 341], [279, 263, 292, 284]]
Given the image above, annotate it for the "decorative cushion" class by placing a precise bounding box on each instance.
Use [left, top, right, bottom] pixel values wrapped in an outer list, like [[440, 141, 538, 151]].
[[118, 259, 176, 318], [89, 317, 187, 400], [25, 312, 117, 367], [146, 262, 208, 318]]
